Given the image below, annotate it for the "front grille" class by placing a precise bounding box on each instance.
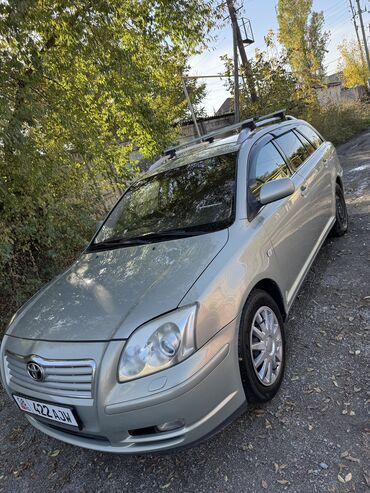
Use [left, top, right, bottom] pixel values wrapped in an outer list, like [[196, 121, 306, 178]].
[[5, 352, 95, 399]]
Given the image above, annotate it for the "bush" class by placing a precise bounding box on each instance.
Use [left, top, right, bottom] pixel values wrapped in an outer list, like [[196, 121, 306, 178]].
[[305, 100, 370, 146]]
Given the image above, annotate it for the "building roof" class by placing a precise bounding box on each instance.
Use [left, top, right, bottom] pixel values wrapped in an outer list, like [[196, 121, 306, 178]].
[[216, 97, 234, 116]]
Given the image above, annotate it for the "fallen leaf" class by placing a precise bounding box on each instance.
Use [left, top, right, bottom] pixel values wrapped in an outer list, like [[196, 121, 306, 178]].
[[254, 409, 265, 417], [265, 419, 272, 429], [346, 455, 360, 463], [49, 449, 60, 457], [338, 472, 352, 483], [161, 483, 171, 490], [261, 480, 268, 489], [345, 473, 352, 482], [277, 479, 290, 485], [274, 463, 287, 474], [364, 472, 370, 486]]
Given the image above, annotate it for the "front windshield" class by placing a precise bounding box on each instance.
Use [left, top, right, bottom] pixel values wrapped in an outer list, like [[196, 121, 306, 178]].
[[94, 152, 237, 246]]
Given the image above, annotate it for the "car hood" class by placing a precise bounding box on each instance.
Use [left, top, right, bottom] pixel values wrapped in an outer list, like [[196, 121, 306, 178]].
[[6, 231, 228, 342]]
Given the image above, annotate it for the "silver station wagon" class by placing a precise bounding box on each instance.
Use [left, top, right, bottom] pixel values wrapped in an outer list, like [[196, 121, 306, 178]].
[[1, 110, 348, 453]]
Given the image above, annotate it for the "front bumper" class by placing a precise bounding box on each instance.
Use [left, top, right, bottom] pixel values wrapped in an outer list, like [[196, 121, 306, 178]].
[[0, 319, 246, 453]]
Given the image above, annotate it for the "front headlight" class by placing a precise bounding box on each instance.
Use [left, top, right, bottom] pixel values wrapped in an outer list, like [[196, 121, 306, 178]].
[[118, 304, 198, 382]]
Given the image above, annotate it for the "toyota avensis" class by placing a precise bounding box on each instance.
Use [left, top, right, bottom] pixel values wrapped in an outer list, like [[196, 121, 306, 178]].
[[0, 111, 348, 453]]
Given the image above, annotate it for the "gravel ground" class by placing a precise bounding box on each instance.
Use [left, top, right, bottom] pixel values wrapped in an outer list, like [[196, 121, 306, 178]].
[[0, 129, 369, 493]]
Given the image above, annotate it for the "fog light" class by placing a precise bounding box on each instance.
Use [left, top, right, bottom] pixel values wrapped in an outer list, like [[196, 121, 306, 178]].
[[156, 419, 184, 432]]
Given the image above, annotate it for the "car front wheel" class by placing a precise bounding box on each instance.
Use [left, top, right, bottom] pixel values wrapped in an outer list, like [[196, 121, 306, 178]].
[[238, 289, 285, 403]]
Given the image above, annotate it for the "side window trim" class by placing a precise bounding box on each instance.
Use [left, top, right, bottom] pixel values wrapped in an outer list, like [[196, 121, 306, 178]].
[[271, 139, 296, 175], [270, 135, 296, 176], [294, 128, 316, 154], [272, 129, 313, 174], [292, 129, 316, 159]]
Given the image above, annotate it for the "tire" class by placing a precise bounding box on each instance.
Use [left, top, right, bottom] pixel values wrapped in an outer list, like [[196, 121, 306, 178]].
[[331, 183, 348, 237], [238, 289, 285, 403]]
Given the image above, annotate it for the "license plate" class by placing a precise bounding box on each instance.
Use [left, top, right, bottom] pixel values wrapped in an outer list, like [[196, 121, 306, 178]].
[[13, 395, 79, 428]]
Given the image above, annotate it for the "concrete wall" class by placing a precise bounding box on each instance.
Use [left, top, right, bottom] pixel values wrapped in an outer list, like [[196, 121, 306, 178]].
[[316, 84, 367, 105], [341, 85, 367, 101]]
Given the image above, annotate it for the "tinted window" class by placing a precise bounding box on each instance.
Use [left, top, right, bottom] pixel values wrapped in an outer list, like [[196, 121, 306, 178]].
[[295, 130, 315, 155], [95, 153, 236, 244], [297, 124, 323, 149], [275, 131, 310, 170], [249, 142, 291, 199]]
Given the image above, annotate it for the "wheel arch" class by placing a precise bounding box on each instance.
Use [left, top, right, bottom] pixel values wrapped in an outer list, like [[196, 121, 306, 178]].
[[336, 175, 344, 190], [250, 279, 287, 321]]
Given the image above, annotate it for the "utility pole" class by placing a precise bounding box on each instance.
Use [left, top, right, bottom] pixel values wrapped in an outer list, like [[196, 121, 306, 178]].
[[355, 0, 370, 74], [226, 0, 257, 103], [181, 79, 202, 138], [349, 0, 366, 69], [232, 20, 240, 123]]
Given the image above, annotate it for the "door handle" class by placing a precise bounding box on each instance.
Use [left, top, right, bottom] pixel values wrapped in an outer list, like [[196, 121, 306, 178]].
[[301, 184, 308, 196]]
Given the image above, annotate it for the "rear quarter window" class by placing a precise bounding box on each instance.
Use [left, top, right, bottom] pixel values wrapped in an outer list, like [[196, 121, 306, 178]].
[[296, 124, 323, 149]]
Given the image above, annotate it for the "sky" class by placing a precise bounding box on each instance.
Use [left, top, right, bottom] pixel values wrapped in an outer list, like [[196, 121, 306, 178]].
[[189, 0, 369, 115]]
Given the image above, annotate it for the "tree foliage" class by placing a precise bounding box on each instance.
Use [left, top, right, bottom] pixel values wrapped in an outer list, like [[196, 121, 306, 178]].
[[277, 0, 329, 101], [0, 0, 219, 328], [222, 32, 304, 119], [338, 40, 369, 88]]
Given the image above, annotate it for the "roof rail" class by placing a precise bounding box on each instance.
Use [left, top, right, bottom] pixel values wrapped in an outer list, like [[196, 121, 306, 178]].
[[164, 109, 288, 159]]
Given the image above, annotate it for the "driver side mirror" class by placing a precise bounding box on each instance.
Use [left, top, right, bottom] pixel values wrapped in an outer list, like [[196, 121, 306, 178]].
[[259, 178, 295, 205]]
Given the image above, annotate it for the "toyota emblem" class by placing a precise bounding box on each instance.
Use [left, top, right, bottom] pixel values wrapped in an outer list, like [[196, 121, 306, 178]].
[[26, 362, 44, 381]]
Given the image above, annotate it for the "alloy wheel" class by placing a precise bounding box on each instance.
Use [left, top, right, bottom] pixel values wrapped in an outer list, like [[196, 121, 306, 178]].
[[249, 306, 283, 386]]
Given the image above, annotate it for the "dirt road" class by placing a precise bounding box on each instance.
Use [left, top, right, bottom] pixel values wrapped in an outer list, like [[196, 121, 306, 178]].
[[0, 129, 369, 492]]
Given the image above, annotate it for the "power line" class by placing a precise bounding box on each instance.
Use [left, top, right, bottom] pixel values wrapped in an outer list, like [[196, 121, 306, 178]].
[[355, 0, 370, 73], [324, 0, 349, 14], [325, 4, 349, 21], [349, 0, 367, 68]]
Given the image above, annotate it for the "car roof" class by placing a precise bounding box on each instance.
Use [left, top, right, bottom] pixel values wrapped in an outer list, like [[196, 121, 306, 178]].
[[147, 122, 301, 178]]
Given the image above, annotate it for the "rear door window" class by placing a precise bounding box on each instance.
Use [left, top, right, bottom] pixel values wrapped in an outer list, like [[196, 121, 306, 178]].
[[296, 124, 323, 149], [249, 142, 291, 200], [274, 131, 310, 171]]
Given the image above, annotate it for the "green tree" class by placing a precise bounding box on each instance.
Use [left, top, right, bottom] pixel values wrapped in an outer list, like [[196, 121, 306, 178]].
[[338, 40, 369, 88], [0, 0, 219, 330], [277, 0, 329, 101], [221, 32, 303, 119]]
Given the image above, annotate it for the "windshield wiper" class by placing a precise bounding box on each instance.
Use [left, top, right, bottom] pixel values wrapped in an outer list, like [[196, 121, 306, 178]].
[[92, 236, 153, 248], [90, 225, 224, 251]]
